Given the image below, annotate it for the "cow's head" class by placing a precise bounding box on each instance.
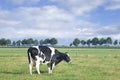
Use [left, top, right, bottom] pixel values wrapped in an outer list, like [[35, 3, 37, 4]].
[[63, 52, 71, 63]]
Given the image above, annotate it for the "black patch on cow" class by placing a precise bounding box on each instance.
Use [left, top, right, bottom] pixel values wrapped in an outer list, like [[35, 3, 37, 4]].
[[51, 49, 71, 66], [28, 47, 38, 61], [39, 54, 45, 60], [39, 46, 52, 61], [51, 49, 63, 65]]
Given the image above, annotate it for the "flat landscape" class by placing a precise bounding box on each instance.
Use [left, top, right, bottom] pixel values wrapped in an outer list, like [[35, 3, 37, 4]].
[[0, 47, 120, 80]]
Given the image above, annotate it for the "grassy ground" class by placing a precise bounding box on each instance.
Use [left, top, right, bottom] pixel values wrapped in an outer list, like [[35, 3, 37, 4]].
[[0, 47, 120, 80]]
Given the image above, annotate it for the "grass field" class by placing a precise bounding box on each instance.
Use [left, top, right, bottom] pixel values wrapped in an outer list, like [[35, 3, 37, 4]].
[[0, 47, 120, 80]]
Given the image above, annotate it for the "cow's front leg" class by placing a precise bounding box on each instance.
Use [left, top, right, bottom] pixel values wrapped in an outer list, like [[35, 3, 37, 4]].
[[36, 60, 40, 74], [48, 62, 55, 74], [48, 67, 52, 74]]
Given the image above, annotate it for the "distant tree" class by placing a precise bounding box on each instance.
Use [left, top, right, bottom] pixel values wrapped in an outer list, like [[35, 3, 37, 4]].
[[49, 38, 57, 45], [106, 37, 112, 46], [69, 43, 73, 47], [21, 39, 27, 45], [34, 39, 39, 45], [73, 38, 80, 47], [113, 40, 118, 46], [27, 38, 34, 45], [16, 40, 21, 46], [91, 37, 99, 46], [39, 39, 44, 46], [43, 38, 50, 45], [86, 39, 91, 46], [6, 39, 11, 45], [81, 40, 86, 46], [99, 38, 106, 46], [12, 41, 16, 46], [0, 38, 6, 45], [119, 41, 120, 46], [0, 38, 11, 46]]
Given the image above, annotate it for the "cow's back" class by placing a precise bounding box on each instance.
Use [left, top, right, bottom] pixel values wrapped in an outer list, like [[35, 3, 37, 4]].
[[39, 46, 52, 61]]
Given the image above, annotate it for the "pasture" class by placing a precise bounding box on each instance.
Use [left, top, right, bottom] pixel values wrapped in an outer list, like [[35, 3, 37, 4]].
[[0, 47, 120, 80]]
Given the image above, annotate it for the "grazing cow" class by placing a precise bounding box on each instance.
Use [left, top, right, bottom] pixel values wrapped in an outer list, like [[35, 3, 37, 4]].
[[27, 46, 71, 74]]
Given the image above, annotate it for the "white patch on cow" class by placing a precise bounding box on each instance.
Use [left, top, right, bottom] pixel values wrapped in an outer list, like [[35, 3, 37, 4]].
[[48, 67, 52, 74], [36, 60, 40, 74], [29, 64, 32, 75], [40, 51, 45, 61], [36, 56, 44, 62], [52, 63, 55, 69], [67, 53, 70, 57], [32, 46, 39, 50], [49, 47, 55, 59], [35, 56, 44, 74], [32, 46, 40, 54], [42, 61, 50, 65], [29, 52, 33, 75]]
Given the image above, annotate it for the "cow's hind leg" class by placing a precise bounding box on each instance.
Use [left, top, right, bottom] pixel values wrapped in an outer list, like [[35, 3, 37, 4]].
[[36, 60, 40, 74], [29, 63, 33, 75]]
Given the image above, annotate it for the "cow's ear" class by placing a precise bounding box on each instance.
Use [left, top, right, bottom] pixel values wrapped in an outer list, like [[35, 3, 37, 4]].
[[65, 52, 70, 56], [66, 53, 70, 56], [67, 53, 70, 56]]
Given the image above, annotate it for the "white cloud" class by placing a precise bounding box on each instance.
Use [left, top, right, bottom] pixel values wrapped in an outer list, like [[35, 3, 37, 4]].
[[0, 19, 20, 26], [0, 4, 120, 40], [49, 0, 106, 15], [0, 6, 76, 39], [0, 0, 120, 42], [6, 0, 41, 5], [96, 25, 120, 35], [105, 0, 120, 10]]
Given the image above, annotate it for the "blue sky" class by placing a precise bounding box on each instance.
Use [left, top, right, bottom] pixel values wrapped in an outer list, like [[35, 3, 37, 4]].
[[0, 0, 120, 45]]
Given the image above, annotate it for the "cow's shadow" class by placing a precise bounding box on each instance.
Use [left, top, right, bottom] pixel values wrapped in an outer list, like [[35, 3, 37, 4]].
[[0, 71, 23, 75], [0, 70, 48, 75], [34, 70, 48, 74]]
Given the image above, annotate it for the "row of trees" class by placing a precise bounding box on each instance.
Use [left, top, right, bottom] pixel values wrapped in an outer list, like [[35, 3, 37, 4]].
[[0, 37, 120, 47], [0, 38, 57, 46], [0, 38, 11, 46], [15, 38, 58, 46], [72, 37, 120, 47]]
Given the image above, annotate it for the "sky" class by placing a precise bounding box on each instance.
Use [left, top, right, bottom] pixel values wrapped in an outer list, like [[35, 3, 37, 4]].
[[0, 0, 120, 45]]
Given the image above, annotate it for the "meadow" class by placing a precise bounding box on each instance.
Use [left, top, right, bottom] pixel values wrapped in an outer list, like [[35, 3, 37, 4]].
[[0, 47, 120, 80]]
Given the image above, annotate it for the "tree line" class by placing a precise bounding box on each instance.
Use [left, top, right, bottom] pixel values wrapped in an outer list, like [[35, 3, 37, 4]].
[[71, 37, 120, 47], [0, 37, 120, 47], [0, 38, 57, 46]]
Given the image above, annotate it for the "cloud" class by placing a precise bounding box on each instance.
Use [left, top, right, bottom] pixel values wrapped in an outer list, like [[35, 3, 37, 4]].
[[0, 19, 20, 26], [6, 0, 41, 5], [49, 0, 106, 15], [96, 25, 120, 35], [105, 0, 120, 10], [0, 6, 76, 39], [0, 4, 120, 40], [0, 0, 120, 42]]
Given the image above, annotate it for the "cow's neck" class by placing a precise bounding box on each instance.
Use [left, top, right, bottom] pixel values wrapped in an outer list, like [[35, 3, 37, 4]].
[[55, 53, 65, 65]]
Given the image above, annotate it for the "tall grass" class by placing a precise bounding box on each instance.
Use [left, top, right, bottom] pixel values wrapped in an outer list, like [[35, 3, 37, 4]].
[[0, 47, 120, 80]]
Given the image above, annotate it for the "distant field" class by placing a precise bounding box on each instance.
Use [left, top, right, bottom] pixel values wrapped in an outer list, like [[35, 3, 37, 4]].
[[0, 47, 120, 80]]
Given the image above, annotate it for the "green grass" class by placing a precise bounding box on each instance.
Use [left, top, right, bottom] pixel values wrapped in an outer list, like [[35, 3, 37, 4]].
[[0, 47, 120, 80]]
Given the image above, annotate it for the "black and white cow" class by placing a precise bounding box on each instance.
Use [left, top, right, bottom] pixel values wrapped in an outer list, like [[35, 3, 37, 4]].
[[27, 46, 71, 74]]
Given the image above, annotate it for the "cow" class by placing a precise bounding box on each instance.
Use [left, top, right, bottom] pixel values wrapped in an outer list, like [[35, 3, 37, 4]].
[[27, 46, 71, 74]]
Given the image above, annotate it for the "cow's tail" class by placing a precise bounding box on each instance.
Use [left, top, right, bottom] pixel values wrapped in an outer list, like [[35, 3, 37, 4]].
[[27, 49, 31, 64]]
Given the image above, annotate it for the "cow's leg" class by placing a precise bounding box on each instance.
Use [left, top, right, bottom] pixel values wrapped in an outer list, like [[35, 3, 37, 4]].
[[29, 63, 33, 75], [48, 62, 55, 74], [29, 59, 34, 75], [48, 67, 52, 74], [36, 60, 40, 74]]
